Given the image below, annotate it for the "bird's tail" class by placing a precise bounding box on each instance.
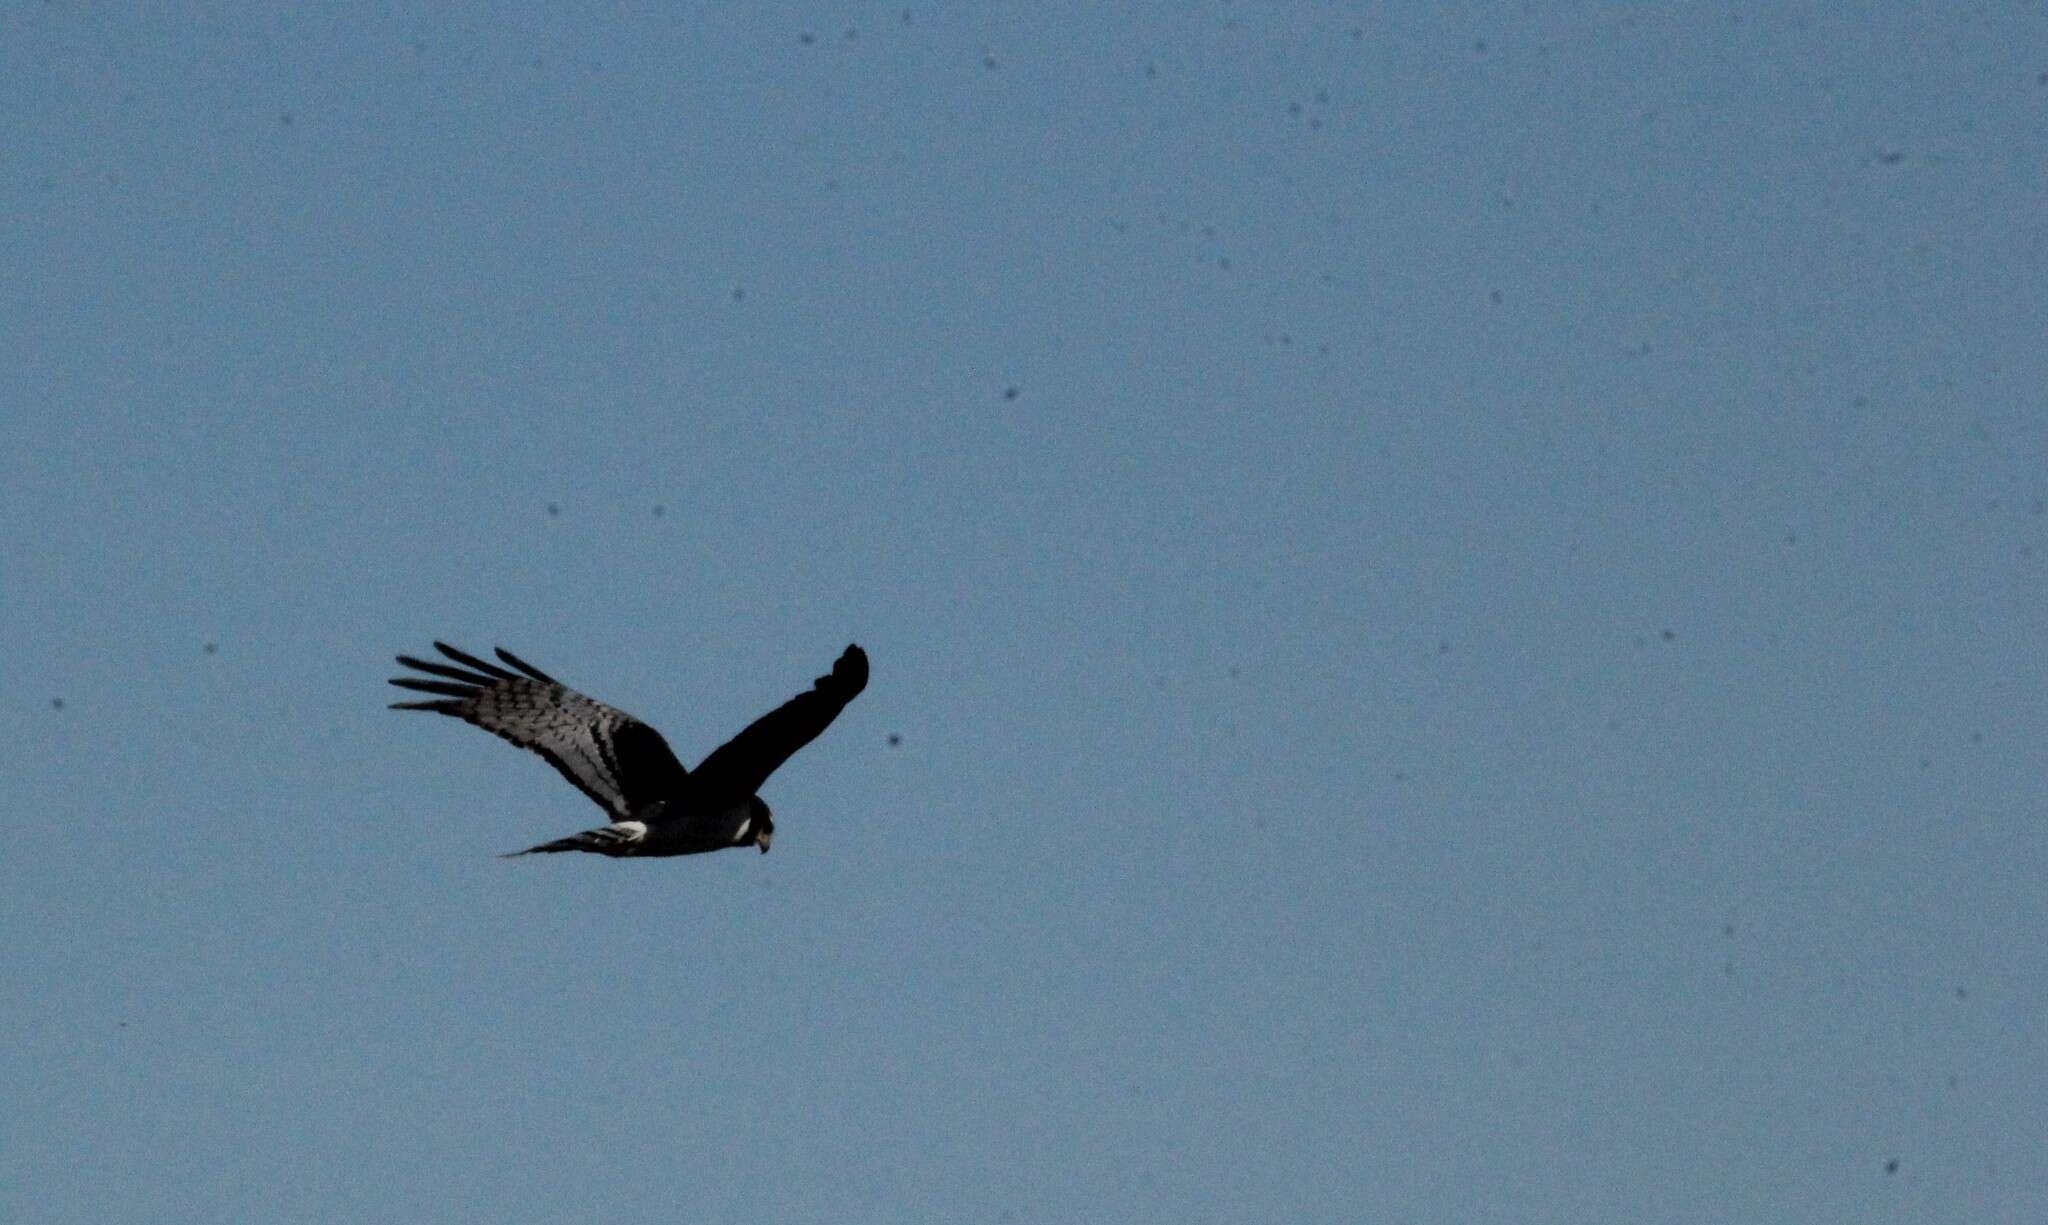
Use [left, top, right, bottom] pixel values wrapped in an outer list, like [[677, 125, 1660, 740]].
[[499, 822, 644, 858]]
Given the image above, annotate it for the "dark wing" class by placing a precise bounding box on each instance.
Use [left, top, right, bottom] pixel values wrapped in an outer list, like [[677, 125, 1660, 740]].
[[388, 642, 688, 820], [690, 644, 868, 805]]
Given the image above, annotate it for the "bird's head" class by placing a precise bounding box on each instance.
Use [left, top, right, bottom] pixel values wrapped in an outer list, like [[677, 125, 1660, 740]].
[[750, 796, 774, 853]]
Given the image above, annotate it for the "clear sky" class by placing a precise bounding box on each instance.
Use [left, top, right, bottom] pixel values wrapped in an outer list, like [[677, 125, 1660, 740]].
[[4, 4, 2044, 1222]]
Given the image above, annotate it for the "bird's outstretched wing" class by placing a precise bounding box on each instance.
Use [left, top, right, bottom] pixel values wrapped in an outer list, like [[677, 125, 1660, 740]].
[[691, 644, 868, 805], [389, 642, 688, 819]]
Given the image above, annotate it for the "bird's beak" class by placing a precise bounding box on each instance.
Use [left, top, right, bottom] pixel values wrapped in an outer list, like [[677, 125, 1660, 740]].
[[757, 831, 772, 854]]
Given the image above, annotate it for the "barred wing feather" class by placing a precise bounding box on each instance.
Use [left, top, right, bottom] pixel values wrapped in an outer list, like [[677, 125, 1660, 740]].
[[389, 642, 688, 819]]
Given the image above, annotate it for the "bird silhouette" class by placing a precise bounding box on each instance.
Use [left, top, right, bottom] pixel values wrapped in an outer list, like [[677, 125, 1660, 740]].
[[389, 641, 868, 857]]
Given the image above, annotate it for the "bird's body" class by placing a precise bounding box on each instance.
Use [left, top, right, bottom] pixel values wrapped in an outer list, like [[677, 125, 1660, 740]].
[[388, 640, 868, 858], [512, 798, 762, 858]]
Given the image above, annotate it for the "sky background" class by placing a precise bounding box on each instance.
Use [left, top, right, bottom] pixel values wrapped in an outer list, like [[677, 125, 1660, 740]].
[[4, 4, 2045, 1222]]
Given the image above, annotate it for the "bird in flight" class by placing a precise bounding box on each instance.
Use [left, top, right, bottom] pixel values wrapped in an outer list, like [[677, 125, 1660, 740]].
[[389, 641, 868, 858]]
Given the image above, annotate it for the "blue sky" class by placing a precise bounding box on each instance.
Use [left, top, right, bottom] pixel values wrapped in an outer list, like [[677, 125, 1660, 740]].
[[4, 4, 2045, 1221]]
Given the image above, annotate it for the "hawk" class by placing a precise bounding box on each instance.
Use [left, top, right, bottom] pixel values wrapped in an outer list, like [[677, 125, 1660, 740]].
[[389, 641, 868, 857]]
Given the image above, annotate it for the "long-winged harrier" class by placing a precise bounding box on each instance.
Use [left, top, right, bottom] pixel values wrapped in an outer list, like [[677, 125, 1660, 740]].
[[389, 641, 868, 857]]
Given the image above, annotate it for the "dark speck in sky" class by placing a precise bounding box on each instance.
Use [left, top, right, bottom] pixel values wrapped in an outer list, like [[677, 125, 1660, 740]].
[[652, 504, 665, 518], [798, 31, 816, 45], [203, 642, 218, 655], [1660, 628, 1676, 641], [546, 503, 560, 517], [50, 697, 65, 710], [886, 733, 903, 747], [1878, 150, 1904, 164], [983, 54, 998, 70], [1883, 1158, 1900, 1175], [1003, 386, 1020, 401]]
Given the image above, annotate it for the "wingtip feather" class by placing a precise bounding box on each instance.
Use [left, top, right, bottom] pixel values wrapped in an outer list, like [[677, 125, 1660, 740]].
[[494, 646, 559, 685], [434, 641, 516, 680], [388, 678, 476, 697], [834, 643, 869, 692]]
